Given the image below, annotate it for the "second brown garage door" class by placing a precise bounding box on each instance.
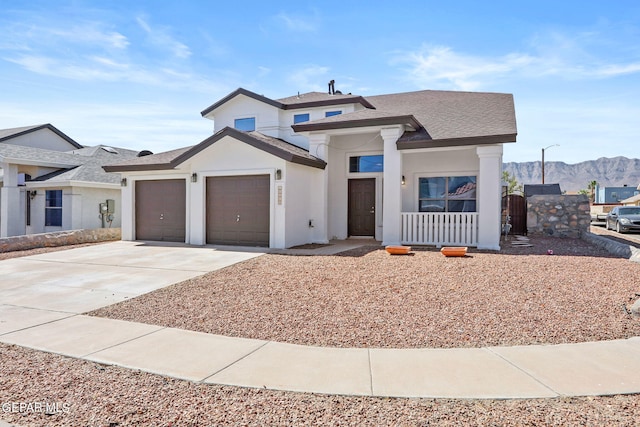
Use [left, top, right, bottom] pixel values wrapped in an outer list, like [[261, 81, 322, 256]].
[[206, 175, 270, 246]]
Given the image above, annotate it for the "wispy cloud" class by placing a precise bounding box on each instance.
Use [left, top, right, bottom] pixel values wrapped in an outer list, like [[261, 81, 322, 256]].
[[393, 45, 535, 90], [287, 65, 330, 91], [394, 31, 640, 90], [136, 16, 191, 59], [275, 12, 318, 32]]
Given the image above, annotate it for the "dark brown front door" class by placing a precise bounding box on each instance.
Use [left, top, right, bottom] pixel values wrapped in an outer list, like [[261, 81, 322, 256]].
[[348, 178, 376, 237], [206, 175, 270, 246], [135, 179, 186, 242]]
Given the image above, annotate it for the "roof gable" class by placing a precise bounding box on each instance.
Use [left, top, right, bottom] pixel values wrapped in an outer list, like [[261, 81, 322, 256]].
[[103, 127, 326, 172], [200, 88, 376, 118], [201, 88, 284, 117], [0, 124, 83, 149]]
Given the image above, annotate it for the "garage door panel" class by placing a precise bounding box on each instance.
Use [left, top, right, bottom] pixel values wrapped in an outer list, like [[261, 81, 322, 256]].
[[206, 175, 270, 247], [135, 179, 186, 242]]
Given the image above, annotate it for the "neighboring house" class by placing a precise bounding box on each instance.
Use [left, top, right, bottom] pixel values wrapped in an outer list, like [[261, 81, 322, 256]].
[[0, 124, 140, 238], [595, 184, 639, 204], [105, 86, 517, 250], [621, 193, 640, 206]]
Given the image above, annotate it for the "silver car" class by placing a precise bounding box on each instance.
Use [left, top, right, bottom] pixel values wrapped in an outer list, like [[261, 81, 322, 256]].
[[606, 206, 640, 233]]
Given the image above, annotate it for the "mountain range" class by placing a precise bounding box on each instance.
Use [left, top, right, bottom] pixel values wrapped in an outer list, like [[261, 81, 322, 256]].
[[503, 156, 640, 193]]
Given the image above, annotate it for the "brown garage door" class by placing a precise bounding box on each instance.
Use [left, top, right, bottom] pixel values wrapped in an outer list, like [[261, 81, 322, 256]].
[[206, 175, 270, 246], [135, 179, 186, 242]]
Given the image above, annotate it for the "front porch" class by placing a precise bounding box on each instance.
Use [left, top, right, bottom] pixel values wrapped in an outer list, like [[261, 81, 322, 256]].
[[401, 212, 479, 247]]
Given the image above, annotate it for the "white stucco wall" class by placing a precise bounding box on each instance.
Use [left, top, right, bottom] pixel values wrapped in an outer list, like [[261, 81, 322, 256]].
[[326, 132, 383, 240], [209, 95, 279, 137], [401, 146, 479, 211], [283, 162, 319, 247], [28, 185, 122, 234], [5, 128, 78, 152]]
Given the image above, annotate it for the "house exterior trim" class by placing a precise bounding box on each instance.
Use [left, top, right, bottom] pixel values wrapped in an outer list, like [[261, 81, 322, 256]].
[[292, 115, 421, 133], [396, 133, 517, 150], [0, 124, 82, 148], [104, 127, 327, 172]]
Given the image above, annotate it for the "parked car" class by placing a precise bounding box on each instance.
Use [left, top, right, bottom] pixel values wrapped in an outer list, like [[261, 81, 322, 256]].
[[605, 206, 640, 233]]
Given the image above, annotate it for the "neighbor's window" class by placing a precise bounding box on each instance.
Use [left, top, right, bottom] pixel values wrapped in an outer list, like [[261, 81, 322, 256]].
[[234, 117, 256, 131], [349, 155, 383, 173], [45, 189, 63, 226], [419, 176, 477, 212], [293, 113, 310, 124], [325, 110, 342, 117]]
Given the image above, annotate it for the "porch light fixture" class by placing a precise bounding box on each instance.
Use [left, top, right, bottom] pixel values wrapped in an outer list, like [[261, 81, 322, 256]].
[[120, 178, 127, 187], [402, 175, 406, 185], [191, 172, 198, 183], [276, 169, 282, 180], [29, 190, 37, 200]]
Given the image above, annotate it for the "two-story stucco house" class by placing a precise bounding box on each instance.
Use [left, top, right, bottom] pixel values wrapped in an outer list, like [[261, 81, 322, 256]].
[[105, 85, 517, 249]]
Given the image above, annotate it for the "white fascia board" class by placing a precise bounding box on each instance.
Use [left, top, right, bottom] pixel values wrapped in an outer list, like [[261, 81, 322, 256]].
[[0, 156, 81, 168], [25, 180, 120, 190]]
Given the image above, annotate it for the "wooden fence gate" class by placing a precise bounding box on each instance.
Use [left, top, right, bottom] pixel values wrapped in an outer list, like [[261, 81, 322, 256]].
[[502, 194, 527, 235]]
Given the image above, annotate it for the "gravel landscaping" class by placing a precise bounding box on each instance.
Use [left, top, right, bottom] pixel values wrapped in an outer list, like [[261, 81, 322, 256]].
[[90, 236, 640, 349], [3, 235, 640, 425], [2, 342, 640, 427]]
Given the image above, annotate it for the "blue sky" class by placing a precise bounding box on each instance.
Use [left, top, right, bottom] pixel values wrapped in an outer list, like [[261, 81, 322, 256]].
[[1, 1, 639, 163]]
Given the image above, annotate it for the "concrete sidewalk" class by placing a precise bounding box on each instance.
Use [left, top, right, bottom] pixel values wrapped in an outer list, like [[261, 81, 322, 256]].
[[2, 308, 640, 398], [2, 240, 640, 400]]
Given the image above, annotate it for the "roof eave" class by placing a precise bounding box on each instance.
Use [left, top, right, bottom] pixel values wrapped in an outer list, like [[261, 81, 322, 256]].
[[200, 88, 284, 117], [102, 163, 174, 173], [292, 115, 421, 133], [396, 133, 517, 150], [172, 127, 325, 170], [104, 127, 326, 172], [283, 96, 376, 111]]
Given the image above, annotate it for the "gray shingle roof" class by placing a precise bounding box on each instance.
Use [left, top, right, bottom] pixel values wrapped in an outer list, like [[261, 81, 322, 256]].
[[292, 89, 517, 148], [0, 143, 140, 185], [33, 146, 140, 184], [0, 143, 83, 167], [104, 127, 326, 172]]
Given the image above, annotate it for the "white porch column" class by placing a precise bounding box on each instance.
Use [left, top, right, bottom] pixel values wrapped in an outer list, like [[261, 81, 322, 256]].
[[381, 127, 404, 246], [308, 133, 329, 244], [0, 163, 23, 237], [477, 145, 503, 250]]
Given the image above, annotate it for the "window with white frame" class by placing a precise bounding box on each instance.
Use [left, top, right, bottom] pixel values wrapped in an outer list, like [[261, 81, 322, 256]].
[[293, 113, 310, 124], [45, 189, 63, 226], [234, 117, 256, 131], [418, 176, 477, 212], [325, 110, 342, 117]]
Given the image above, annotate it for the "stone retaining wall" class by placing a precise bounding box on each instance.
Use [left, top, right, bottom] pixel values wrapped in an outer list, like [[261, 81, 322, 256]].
[[582, 232, 640, 264], [527, 194, 590, 238], [0, 228, 121, 253]]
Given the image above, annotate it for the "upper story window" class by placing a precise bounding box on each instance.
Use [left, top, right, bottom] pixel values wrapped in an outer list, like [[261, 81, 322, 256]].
[[419, 176, 477, 213], [349, 155, 384, 173], [45, 189, 63, 226], [325, 110, 342, 117], [234, 117, 256, 131], [293, 113, 310, 124]]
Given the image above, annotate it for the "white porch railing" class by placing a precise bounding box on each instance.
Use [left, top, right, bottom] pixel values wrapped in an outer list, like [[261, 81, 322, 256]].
[[401, 212, 479, 247]]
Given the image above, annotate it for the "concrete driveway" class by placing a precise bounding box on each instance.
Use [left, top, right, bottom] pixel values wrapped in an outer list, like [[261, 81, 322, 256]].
[[0, 241, 263, 333]]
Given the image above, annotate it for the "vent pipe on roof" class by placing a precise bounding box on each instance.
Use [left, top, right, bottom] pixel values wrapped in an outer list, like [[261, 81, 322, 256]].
[[328, 79, 335, 95]]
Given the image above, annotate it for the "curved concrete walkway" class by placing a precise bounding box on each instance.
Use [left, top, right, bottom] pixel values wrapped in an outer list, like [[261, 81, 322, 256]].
[[2, 241, 640, 399]]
